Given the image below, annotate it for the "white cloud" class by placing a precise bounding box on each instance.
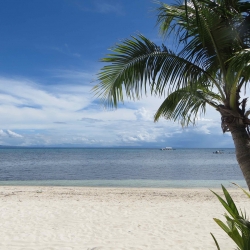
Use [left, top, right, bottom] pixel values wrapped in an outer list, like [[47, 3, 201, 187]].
[[0, 73, 232, 147], [117, 128, 163, 144], [6, 130, 23, 138], [0, 129, 23, 138], [0, 130, 7, 137], [134, 107, 152, 121], [80, 118, 103, 123]]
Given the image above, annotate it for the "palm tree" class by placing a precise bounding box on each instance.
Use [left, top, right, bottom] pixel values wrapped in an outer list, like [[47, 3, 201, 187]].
[[93, 0, 250, 188]]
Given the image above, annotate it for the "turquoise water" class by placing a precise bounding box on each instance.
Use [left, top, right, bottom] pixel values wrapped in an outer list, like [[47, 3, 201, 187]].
[[0, 148, 246, 188], [0, 180, 246, 188]]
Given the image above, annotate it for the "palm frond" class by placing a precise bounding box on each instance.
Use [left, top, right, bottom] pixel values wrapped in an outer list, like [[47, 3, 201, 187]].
[[154, 86, 221, 125], [94, 34, 218, 108], [228, 49, 250, 84], [155, 0, 245, 99], [155, 1, 194, 40], [95, 0, 250, 135]]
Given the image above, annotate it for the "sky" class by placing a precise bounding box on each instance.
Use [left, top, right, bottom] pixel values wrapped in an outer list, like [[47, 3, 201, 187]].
[[0, 0, 243, 148]]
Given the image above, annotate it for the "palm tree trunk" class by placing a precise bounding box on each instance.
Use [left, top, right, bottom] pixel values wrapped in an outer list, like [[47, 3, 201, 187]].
[[229, 125, 250, 189]]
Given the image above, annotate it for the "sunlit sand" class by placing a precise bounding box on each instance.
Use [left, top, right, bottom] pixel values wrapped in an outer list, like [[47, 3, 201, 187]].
[[1, 186, 249, 250]]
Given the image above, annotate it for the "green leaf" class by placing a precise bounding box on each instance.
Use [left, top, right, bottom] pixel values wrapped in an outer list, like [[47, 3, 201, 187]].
[[211, 190, 239, 219], [211, 233, 221, 250], [212, 185, 250, 250], [222, 185, 239, 217], [233, 183, 250, 199], [214, 218, 231, 234], [214, 218, 244, 249]]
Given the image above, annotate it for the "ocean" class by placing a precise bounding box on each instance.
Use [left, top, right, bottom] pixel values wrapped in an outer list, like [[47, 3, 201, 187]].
[[0, 147, 246, 188]]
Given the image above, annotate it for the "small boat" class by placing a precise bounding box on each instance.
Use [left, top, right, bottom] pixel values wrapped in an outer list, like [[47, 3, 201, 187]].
[[161, 147, 173, 150], [213, 150, 223, 154]]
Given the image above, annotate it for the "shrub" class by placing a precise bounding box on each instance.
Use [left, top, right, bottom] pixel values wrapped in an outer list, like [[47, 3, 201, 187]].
[[211, 184, 250, 249]]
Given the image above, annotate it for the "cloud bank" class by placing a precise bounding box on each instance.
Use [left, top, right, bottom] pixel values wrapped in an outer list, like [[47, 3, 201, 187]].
[[0, 72, 235, 148]]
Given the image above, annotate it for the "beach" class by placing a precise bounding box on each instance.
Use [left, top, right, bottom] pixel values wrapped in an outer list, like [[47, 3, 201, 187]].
[[0, 186, 249, 250]]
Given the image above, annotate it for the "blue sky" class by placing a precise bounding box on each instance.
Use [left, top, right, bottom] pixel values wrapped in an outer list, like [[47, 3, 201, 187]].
[[0, 0, 240, 148]]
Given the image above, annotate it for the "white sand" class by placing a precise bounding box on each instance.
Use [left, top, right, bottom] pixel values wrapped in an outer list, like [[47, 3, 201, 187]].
[[0, 186, 249, 250]]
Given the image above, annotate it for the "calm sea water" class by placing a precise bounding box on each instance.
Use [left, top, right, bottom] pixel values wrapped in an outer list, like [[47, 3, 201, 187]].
[[0, 148, 246, 188]]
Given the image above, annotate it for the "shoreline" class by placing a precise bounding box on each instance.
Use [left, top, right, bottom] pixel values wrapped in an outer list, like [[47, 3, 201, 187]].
[[1, 186, 249, 250], [0, 179, 247, 189]]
